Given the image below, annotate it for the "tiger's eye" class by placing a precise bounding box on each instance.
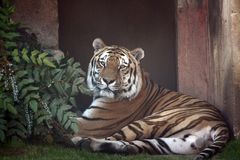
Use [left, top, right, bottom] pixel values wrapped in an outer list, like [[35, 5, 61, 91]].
[[119, 65, 126, 69]]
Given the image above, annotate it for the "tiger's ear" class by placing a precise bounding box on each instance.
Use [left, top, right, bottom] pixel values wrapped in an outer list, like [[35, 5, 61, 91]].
[[93, 38, 106, 53], [131, 48, 144, 62]]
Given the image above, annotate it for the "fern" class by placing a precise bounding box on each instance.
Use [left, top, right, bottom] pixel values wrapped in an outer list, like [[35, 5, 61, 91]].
[[11, 48, 56, 68], [0, 0, 90, 142]]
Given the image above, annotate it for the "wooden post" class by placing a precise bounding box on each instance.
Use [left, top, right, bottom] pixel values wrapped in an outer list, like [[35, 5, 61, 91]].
[[228, 0, 240, 137], [177, 0, 240, 138], [177, 0, 210, 101]]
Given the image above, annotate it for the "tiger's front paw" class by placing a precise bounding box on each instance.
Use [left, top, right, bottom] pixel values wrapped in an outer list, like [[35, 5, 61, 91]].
[[71, 136, 83, 145], [71, 136, 93, 151]]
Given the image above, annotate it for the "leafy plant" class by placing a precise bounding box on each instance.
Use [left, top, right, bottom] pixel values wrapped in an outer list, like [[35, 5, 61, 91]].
[[0, 0, 90, 142]]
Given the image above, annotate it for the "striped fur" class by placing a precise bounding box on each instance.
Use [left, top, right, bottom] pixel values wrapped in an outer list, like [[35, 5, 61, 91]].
[[72, 38, 229, 160]]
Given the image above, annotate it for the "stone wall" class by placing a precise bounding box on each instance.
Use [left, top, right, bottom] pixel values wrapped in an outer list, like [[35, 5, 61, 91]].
[[12, 0, 58, 49], [177, 0, 240, 138]]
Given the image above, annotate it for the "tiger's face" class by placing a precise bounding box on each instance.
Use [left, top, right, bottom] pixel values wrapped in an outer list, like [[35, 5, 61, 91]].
[[87, 38, 144, 100]]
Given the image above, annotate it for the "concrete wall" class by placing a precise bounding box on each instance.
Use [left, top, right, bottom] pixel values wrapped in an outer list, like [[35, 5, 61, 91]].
[[177, 0, 240, 138], [12, 0, 58, 49]]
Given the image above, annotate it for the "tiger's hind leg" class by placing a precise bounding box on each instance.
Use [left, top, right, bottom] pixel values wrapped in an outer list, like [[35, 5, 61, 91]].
[[71, 135, 205, 155], [193, 124, 229, 160]]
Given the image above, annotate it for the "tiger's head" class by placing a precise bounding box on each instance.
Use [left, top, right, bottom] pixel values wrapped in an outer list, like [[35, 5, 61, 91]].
[[87, 38, 144, 100]]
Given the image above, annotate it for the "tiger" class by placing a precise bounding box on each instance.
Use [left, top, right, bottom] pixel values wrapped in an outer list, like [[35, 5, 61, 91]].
[[70, 38, 230, 160]]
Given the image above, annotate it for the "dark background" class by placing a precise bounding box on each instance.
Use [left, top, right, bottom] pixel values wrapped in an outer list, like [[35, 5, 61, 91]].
[[58, 0, 176, 109]]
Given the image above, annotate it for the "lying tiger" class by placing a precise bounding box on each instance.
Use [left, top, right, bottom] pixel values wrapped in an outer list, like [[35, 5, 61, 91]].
[[70, 38, 229, 160]]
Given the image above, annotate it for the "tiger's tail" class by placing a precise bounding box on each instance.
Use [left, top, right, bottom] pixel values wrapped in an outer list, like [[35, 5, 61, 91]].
[[194, 124, 230, 160]]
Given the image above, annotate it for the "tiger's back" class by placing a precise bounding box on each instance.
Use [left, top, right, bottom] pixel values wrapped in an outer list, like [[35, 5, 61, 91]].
[[72, 38, 229, 160]]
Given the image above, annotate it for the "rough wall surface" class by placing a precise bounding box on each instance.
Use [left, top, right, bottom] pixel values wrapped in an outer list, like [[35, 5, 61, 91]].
[[177, 0, 240, 138], [12, 0, 58, 49]]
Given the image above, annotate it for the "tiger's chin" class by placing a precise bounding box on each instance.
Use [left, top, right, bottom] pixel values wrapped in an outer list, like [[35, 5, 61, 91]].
[[99, 90, 115, 99], [98, 89, 127, 100], [98, 89, 138, 101]]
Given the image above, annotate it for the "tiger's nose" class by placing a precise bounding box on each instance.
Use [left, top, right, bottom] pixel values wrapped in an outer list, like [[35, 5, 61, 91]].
[[102, 78, 115, 85]]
